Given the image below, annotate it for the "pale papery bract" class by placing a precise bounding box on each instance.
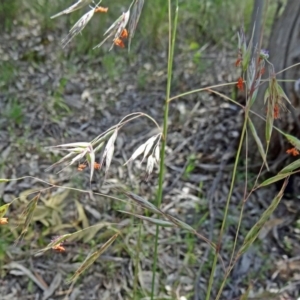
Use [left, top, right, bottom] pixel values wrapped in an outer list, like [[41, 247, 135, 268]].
[[53, 0, 143, 51], [141, 135, 161, 163], [93, 10, 130, 50], [100, 130, 118, 178], [61, 9, 96, 48], [128, 0, 145, 50], [51, 0, 98, 19], [125, 134, 162, 167]]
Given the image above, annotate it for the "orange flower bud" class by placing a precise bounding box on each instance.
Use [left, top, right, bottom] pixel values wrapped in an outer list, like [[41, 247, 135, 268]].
[[235, 57, 242, 67], [0, 218, 8, 225], [78, 164, 87, 171], [52, 244, 65, 252], [120, 29, 128, 39], [94, 162, 101, 170], [114, 38, 125, 48], [273, 104, 280, 119], [286, 147, 299, 156], [94, 7, 108, 13], [237, 77, 244, 91]]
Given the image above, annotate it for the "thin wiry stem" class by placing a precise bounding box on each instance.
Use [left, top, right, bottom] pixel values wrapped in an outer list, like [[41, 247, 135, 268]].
[[206, 70, 252, 299], [229, 72, 249, 267], [150, 0, 178, 298], [203, 88, 297, 149], [167, 82, 237, 103], [91, 112, 161, 145], [133, 221, 142, 299], [167, 75, 298, 105], [219, 3, 270, 294], [276, 62, 300, 75], [214, 4, 273, 298], [117, 112, 161, 131], [206, 102, 249, 300]]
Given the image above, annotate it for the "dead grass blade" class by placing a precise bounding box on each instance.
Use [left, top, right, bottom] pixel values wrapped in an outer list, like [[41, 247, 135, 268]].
[[239, 179, 288, 255], [119, 211, 174, 227], [67, 233, 119, 283], [124, 191, 161, 214], [68, 222, 117, 243], [36, 234, 72, 255], [4, 262, 47, 291], [122, 191, 216, 249], [36, 223, 116, 255], [17, 193, 40, 241], [164, 214, 196, 232], [128, 0, 145, 50], [51, 0, 96, 19], [75, 200, 89, 228], [165, 214, 216, 249], [47, 142, 91, 149]]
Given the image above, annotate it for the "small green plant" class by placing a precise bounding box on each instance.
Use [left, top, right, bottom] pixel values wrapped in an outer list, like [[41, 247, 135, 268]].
[[136, 69, 148, 90], [0, 0, 19, 30], [183, 154, 196, 179], [0, 236, 9, 262], [0, 62, 16, 88], [102, 54, 120, 80], [4, 100, 23, 126]]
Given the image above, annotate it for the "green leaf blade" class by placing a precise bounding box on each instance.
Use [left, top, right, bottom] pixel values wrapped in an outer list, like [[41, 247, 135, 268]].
[[0, 203, 10, 218], [279, 159, 300, 174], [239, 179, 287, 255], [259, 173, 290, 187], [248, 118, 268, 170]]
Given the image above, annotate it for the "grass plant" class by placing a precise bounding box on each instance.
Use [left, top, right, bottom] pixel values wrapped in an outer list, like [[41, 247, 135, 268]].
[[2, 0, 300, 299]]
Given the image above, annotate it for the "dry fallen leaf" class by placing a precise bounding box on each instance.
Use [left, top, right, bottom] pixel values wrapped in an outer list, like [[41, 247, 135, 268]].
[[274, 258, 300, 280]]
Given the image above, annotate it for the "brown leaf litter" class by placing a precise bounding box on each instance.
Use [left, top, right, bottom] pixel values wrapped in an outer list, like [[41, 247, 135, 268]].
[[1, 6, 300, 300]]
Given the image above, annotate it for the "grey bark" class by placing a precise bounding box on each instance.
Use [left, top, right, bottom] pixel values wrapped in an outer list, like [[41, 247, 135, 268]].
[[248, 0, 300, 166], [250, 0, 264, 56]]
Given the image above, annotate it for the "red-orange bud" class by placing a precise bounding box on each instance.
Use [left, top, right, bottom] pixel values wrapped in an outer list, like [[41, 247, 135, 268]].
[[286, 147, 300, 156], [0, 218, 8, 225], [237, 77, 244, 91]]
